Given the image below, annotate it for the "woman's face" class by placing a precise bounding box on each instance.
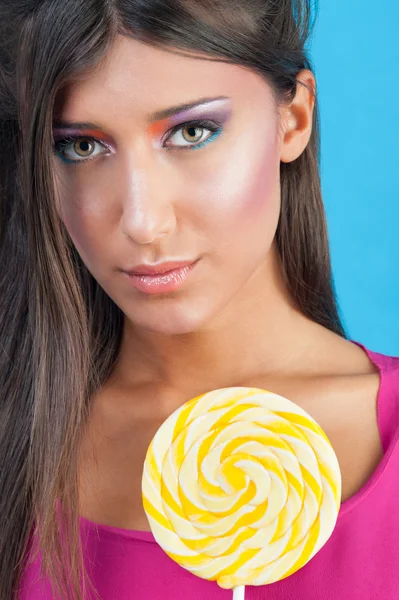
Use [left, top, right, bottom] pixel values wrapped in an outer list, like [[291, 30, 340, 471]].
[[52, 35, 290, 334]]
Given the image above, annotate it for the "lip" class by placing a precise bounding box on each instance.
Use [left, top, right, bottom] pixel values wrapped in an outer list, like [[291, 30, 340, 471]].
[[122, 260, 199, 295], [123, 260, 197, 276]]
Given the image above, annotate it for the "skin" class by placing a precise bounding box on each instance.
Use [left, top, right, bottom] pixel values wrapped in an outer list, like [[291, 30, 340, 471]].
[[53, 35, 384, 532]]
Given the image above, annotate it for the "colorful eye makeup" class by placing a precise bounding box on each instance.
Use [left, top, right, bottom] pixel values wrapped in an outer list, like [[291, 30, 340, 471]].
[[52, 97, 232, 165]]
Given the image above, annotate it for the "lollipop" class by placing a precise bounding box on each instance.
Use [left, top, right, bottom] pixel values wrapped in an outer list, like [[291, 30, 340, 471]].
[[142, 387, 341, 599]]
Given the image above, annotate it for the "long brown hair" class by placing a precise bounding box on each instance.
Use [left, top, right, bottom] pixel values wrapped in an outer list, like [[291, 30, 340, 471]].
[[0, 0, 345, 598]]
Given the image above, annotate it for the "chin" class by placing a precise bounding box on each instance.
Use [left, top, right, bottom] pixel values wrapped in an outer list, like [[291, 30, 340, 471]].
[[125, 300, 216, 336]]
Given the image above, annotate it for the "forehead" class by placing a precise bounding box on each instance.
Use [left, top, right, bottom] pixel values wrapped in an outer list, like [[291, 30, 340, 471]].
[[54, 34, 273, 122]]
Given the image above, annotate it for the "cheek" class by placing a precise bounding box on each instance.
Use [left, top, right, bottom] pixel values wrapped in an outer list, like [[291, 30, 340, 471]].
[[191, 129, 281, 238], [55, 176, 109, 268]]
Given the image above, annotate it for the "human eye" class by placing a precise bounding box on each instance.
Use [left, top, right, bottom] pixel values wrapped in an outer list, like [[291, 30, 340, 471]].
[[52, 135, 112, 164], [163, 119, 224, 151]]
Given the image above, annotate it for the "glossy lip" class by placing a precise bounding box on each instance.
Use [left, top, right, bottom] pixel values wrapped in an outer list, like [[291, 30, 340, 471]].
[[122, 260, 199, 295], [122, 260, 197, 276]]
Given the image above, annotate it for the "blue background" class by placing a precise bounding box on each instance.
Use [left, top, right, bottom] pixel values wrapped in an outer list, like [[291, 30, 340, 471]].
[[309, 2, 398, 355]]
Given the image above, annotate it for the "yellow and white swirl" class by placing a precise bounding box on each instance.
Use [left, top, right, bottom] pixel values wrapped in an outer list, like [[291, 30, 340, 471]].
[[142, 387, 341, 589]]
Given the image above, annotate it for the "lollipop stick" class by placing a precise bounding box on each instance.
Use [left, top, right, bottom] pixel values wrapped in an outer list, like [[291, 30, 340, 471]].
[[233, 585, 245, 600]]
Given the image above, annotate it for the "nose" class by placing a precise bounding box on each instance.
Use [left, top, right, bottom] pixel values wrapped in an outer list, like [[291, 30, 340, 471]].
[[119, 151, 176, 245]]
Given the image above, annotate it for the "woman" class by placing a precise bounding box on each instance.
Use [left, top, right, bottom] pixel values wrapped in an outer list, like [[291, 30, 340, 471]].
[[1, 0, 398, 599]]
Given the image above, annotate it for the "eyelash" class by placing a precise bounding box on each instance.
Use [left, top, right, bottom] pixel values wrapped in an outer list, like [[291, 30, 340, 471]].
[[52, 119, 224, 165]]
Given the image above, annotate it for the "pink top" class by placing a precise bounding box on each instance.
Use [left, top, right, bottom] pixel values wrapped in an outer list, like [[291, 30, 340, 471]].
[[17, 342, 399, 599]]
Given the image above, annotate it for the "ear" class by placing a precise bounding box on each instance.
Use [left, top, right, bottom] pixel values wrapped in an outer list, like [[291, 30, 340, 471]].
[[279, 69, 316, 164]]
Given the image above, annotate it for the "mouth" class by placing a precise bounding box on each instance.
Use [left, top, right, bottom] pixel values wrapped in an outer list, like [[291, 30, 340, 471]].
[[123, 260, 197, 276], [122, 259, 199, 295]]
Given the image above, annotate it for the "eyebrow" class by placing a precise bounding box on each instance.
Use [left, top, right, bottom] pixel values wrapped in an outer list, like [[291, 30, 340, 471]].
[[52, 95, 230, 129], [149, 95, 229, 121]]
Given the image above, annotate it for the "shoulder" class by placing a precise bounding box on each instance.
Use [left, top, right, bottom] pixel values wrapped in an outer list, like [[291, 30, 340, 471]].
[[305, 335, 398, 501], [350, 341, 399, 411], [357, 343, 399, 374], [320, 336, 399, 407], [308, 329, 398, 381], [285, 332, 384, 429]]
